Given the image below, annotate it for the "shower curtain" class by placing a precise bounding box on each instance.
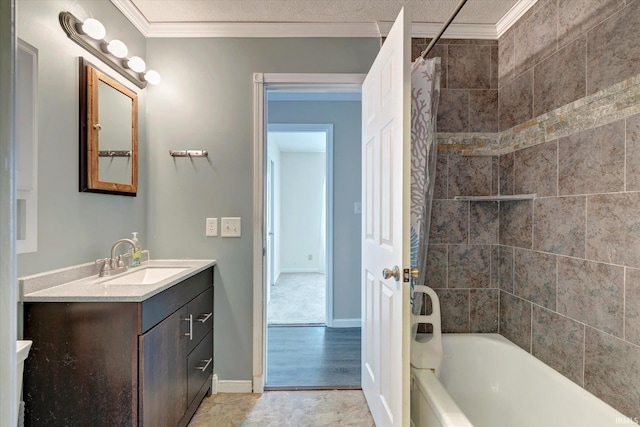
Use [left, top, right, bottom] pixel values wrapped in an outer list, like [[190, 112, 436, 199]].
[[410, 57, 441, 326]]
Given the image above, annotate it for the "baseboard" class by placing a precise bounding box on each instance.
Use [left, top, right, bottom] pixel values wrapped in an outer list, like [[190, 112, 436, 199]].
[[217, 380, 253, 393], [330, 318, 361, 328]]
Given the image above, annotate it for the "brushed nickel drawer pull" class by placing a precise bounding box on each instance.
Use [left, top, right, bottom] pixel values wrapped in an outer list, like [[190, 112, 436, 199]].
[[184, 314, 193, 340], [196, 357, 212, 372], [196, 312, 212, 323]]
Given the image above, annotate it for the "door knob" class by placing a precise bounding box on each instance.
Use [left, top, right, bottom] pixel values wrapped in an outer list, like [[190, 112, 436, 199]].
[[410, 268, 419, 278], [382, 266, 400, 281]]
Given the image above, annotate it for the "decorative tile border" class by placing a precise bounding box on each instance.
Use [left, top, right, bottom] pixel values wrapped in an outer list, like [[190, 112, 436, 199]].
[[437, 72, 640, 156]]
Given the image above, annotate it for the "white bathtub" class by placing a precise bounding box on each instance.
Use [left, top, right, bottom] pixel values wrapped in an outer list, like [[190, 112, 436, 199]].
[[411, 334, 637, 427]]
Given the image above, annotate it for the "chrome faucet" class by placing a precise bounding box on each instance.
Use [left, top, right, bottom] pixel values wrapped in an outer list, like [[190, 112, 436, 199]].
[[96, 238, 137, 277]]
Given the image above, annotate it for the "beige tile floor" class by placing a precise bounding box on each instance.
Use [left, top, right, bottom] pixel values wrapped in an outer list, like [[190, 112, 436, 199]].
[[188, 390, 375, 427]]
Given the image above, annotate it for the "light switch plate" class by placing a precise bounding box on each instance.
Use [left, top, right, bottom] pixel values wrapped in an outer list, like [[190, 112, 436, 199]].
[[221, 217, 241, 237], [206, 218, 218, 237]]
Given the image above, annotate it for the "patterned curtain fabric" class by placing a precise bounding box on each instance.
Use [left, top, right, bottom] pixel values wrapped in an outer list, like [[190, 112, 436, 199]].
[[410, 57, 441, 322]]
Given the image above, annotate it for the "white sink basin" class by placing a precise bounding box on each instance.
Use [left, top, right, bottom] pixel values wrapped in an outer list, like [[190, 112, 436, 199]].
[[102, 267, 188, 285]]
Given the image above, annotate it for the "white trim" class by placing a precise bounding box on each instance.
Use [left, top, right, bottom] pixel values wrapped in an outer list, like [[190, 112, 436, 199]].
[[109, 0, 151, 37], [264, 74, 367, 85], [147, 22, 379, 38], [0, 1, 17, 425], [218, 380, 253, 393], [331, 318, 362, 328], [16, 39, 38, 254], [496, 0, 538, 38], [252, 72, 266, 394], [378, 22, 498, 40], [253, 73, 365, 394], [325, 125, 334, 328], [268, 91, 362, 102], [112, 0, 534, 39]]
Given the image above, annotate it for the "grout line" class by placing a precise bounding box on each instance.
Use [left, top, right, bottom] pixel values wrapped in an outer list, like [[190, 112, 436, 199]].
[[555, 140, 559, 196], [555, 251, 560, 312], [530, 301, 534, 354], [625, 117, 628, 192], [623, 267, 626, 341], [468, 288, 472, 332], [445, 244, 449, 288], [582, 325, 586, 386]]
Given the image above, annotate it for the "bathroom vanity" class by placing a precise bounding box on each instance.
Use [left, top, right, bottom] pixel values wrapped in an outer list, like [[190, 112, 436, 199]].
[[21, 260, 215, 427]]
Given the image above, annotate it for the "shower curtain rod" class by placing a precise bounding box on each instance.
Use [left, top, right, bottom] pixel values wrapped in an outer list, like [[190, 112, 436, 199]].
[[419, 0, 469, 59]]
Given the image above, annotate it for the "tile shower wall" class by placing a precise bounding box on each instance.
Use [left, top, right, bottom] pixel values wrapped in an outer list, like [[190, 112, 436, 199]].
[[493, 0, 640, 418], [426, 155, 501, 333], [497, 115, 640, 418], [410, 38, 502, 334], [498, 0, 640, 131], [411, 38, 499, 133], [417, 1, 640, 416]]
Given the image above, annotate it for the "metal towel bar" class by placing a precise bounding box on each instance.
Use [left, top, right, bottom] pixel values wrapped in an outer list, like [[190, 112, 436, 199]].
[[169, 149, 208, 157]]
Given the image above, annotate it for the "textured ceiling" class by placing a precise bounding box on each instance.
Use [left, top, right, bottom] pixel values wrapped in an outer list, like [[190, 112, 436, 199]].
[[130, 0, 520, 25]]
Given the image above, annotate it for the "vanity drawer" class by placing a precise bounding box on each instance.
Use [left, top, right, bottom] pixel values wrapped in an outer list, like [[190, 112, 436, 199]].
[[187, 287, 213, 353], [187, 331, 213, 406]]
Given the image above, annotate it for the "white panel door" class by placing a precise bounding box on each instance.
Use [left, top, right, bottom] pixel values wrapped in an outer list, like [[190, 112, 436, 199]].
[[361, 7, 411, 427]]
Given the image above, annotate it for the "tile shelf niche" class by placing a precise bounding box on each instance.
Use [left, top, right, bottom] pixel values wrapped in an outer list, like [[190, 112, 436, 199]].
[[454, 194, 536, 201]]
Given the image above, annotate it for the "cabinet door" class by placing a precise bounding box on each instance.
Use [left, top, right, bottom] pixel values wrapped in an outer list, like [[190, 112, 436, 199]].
[[188, 287, 213, 353], [139, 306, 188, 427], [188, 331, 213, 405]]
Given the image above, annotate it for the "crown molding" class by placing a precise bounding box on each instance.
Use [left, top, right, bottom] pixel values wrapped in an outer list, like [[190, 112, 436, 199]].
[[146, 22, 380, 38], [377, 21, 497, 39], [496, 0, 538, 38], [110, 0, 151, 37], [111, 0, 537, 39]]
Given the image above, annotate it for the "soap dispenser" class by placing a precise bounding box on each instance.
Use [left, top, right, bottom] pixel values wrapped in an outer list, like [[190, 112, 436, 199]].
[[131, 232, 142, 266]]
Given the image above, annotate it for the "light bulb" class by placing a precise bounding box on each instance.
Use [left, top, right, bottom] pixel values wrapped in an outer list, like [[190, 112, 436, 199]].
[[126, 56, 146, 73], [106, 40, 128, 58], [144, 70, 161, 85], [81, 18, 106, 40]]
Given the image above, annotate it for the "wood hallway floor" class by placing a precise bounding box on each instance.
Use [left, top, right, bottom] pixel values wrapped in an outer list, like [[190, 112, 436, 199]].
[[266, 326, 361, 390]]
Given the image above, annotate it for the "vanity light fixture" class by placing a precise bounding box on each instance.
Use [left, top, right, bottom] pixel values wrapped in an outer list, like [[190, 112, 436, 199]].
[[59, 11, 160, 89], [104, 39, 128, 58], [125, 56, 146, 73], [78, 18, 105, 40], [143, 70, 161, 85]]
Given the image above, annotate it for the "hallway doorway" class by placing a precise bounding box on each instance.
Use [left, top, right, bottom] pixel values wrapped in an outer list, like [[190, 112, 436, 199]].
[[253, 75, 366, 392], [265, 124, 330, 326]]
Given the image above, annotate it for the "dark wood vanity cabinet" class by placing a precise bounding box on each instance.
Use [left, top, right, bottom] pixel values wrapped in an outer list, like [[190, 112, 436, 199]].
[[23, 266, 214, 427]]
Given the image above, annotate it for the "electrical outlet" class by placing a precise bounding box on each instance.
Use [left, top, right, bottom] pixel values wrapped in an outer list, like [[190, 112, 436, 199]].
[[354, 202, 362, 214], [308, 254, 313, 260], [221, 217, 241, 237], [206, 218, 218, 237]]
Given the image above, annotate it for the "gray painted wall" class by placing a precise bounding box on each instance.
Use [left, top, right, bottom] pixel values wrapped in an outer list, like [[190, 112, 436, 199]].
[[146, 38, 378, 381], [16, 0, 148, 276], [268, 101, 363, 322]]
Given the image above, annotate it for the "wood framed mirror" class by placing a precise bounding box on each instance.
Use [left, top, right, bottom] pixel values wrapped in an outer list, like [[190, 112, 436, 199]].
[[80, 58, 138, 196]]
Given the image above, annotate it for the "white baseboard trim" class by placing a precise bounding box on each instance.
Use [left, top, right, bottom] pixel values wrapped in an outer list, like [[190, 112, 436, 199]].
[[214, 379, 253, 393], [253, 376, 264, 394], [280, 268, 324, 274], [330, 318, 361, 328]]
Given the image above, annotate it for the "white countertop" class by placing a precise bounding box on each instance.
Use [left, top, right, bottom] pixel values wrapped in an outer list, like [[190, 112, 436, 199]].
[[21, 259, 216, 303]]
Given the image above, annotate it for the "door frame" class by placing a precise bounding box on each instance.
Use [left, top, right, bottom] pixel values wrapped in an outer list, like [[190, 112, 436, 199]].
[[252, 73, 365, 393], [266, 122, 333, 326]]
